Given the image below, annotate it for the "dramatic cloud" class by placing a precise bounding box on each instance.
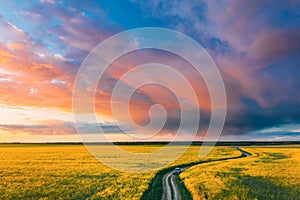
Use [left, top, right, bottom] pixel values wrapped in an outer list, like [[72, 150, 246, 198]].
[[0, 1, 299, 141], [133, 0, 300, 137]]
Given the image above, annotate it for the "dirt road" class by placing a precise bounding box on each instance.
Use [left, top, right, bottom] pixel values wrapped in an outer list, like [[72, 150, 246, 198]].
[[162, 166, 189, 200], [161, 147, 251, 200]]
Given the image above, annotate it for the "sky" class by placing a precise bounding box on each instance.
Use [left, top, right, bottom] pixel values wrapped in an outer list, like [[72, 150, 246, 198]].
[[0, 0, 300, 142]]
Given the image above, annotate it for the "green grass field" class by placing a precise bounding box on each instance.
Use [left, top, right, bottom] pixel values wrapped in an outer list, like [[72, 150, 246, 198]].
[[0, 144, 239, 199], [180, 146, 300, 200]]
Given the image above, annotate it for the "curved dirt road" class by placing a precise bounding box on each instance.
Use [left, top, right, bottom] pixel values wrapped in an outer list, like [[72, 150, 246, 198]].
[[162, 147, 251, 200], [162, 167, 188, 200]]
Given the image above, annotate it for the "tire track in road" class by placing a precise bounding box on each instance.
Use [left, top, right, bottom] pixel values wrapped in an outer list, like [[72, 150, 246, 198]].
[[161, 147, 251, 200], [162, 172, 173, 200], [170, 172, 180, 200]]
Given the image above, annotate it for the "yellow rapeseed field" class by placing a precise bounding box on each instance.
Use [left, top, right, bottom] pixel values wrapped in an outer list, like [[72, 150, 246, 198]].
[[180, 146, 300, 200], [0, 144, 239, 199]]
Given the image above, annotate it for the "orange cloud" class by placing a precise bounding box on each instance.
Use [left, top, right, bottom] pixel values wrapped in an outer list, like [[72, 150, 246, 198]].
[[0, 48, 13, 63]]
